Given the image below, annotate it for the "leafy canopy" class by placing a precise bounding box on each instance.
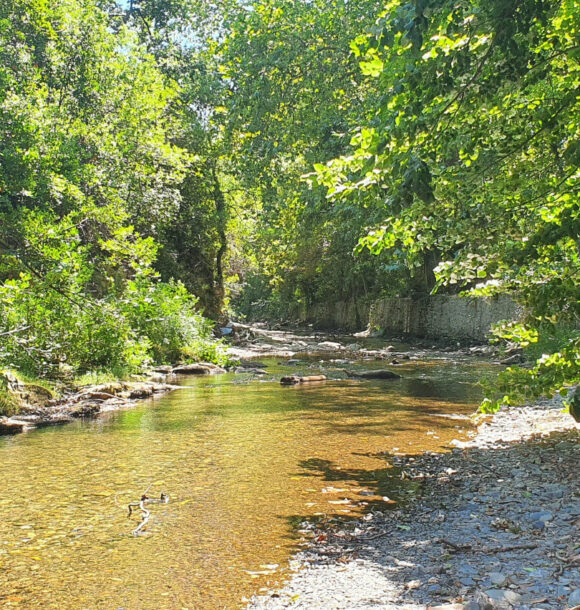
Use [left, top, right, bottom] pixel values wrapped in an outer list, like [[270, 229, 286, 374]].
[[315, 0, 580, 409]]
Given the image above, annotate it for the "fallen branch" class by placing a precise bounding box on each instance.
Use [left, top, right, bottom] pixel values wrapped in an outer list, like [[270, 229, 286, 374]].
[[440, 539, 472, 552], [0, 326, 30, 337], [280, 375, 327, 385], [358, 531, 390, 541], [440, 539, 538, 554]]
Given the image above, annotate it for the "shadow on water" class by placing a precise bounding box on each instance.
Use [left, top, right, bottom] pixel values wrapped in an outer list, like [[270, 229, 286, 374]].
[[279, 430, 579, 608]]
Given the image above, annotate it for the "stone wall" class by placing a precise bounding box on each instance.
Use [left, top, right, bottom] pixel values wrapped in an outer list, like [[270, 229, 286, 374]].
[[303, 299, 371, 332], [368, 294, 523, 342]]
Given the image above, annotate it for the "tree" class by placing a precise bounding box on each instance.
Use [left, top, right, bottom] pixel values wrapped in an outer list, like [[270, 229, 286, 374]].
[[219, 0, 406, 319], [101, 0, 233, 321], [0, 0, 226, 376], [315, 0, 580, 410]]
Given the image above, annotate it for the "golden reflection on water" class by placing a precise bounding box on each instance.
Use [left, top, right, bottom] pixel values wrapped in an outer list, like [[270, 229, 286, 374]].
[[0, 358, 491, 608]]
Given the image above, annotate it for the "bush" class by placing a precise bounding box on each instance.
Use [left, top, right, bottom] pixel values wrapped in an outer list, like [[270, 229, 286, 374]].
[[0, 271, 229, 378]]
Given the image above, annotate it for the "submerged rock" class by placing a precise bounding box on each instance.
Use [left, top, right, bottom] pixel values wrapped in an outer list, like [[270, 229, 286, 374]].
[[348, 369, 401, 380]]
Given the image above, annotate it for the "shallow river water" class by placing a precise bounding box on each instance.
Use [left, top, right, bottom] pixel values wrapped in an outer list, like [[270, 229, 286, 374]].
[[0, 353, 495, 608]]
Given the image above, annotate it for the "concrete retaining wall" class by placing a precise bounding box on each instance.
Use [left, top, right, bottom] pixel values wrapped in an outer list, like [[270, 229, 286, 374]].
[[368, 294, 523, 342], [303, 299, 371, 332]]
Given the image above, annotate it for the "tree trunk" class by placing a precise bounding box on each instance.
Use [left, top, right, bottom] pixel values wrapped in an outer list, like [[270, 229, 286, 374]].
[[208, 164, 227, 323]]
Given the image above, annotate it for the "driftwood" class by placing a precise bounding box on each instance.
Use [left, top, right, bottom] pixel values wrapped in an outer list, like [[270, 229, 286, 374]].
[[280, 375, 327, 385]]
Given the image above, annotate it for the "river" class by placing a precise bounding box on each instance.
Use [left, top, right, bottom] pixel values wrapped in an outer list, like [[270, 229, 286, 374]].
[[0, 350, 496, 608]]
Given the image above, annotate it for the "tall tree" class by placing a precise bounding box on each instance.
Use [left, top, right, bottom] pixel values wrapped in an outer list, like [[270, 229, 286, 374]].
[[0, 0, 224, 375], [219, 0, 405, 319]]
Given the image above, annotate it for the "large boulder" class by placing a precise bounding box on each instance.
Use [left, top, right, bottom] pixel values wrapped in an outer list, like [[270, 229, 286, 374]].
[[172, 363, 226, 375]]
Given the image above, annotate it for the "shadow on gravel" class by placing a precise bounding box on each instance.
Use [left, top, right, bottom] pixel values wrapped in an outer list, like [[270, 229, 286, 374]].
[[278, 430, 579, 609]]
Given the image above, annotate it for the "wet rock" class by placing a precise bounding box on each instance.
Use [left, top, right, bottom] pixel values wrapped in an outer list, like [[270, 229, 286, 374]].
[[79, 391, 117, 401], [317, 341, 343, 350], [70, 401, 101, 417], [172, 363, 225, 375], [128, 385, 154, 399], [235, 367, 267, 375], [0, 418, 29, 435], [86, 382, 124, 395], [350, 369, 401, 380]]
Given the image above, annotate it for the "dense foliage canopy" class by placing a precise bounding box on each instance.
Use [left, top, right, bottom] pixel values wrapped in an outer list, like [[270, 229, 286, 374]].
[[0, 0, 227, 377], [314, 0, 580, 409]]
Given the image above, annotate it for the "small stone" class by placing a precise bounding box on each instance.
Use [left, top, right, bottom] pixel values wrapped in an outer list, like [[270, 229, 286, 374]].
[[569, 589, 580, 607], [463, 602, 481, 610], [484, 589, 521, 607], [531, 520, 545, 530], [529, 511, 553, 522], [489, 572, 508, 587]]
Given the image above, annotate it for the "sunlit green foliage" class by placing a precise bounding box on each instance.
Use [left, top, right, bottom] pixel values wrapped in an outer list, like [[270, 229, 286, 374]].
[[0, 0, 227, 377], [315, 0, 580, 409], [219, 0, 417, 319]]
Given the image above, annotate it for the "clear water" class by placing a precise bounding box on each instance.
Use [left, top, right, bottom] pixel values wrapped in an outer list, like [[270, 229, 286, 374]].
[[0, 355, 493, 608]]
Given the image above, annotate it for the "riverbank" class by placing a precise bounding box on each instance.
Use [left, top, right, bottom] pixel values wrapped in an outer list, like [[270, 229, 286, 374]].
[[0, 378, 178, 434], [248, 398, 580, 610], [0, 361, 236, 434]]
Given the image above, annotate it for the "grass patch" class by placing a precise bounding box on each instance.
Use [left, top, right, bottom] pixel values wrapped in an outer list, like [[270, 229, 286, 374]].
[[0, 389, 21, 417], [73, 367, 135, 388]]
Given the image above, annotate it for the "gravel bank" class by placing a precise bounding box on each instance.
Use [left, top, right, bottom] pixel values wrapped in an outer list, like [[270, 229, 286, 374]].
[[249, 399, 580, 610]]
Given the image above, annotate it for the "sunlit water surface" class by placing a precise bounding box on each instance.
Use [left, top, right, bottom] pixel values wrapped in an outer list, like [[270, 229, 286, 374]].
[[0, 355, 495, 608]]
